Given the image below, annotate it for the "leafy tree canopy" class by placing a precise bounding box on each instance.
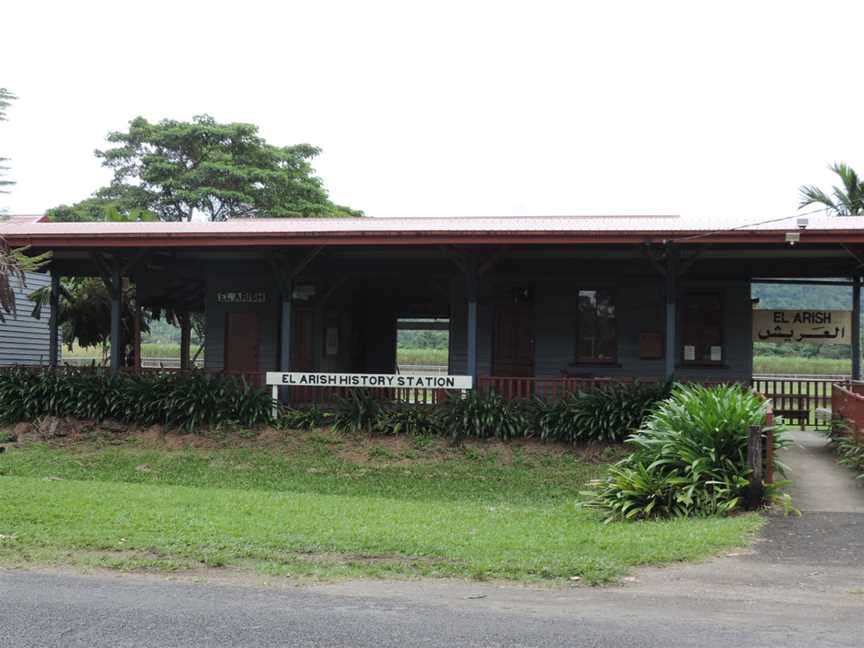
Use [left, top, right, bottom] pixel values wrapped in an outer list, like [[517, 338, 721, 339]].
[[50, 115, 361, 222]]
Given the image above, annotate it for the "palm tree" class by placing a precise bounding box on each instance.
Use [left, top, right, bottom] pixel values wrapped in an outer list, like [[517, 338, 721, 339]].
[[799, 162, 864, 215]]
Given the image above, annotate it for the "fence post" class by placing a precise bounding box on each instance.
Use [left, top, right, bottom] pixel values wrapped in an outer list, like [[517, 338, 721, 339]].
[[764, 409, 774, 485], [747, 425, 764, 509]]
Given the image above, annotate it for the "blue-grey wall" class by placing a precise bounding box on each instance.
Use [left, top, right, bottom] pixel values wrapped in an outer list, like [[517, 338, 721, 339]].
[[449, 277, 753, 382], [0, 272, 58, 366], [202, 261, 752, 382], [203, 268, 280, 372]]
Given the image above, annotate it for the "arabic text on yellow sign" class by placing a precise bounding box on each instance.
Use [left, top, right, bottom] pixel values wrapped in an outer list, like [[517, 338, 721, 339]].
[[752, 310, 851, 345]]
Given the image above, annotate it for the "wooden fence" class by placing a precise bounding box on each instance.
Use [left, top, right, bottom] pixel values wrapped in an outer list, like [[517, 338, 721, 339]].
[[830, 381, 864, 438], [750, 376, 834, 430]]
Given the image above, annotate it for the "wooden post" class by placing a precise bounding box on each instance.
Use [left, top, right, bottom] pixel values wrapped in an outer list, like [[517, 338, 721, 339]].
[[279, 293, 293, 372], [853, 274, 861, 381], [48, 272, 60, 368], [747, 425, 764, 509], [109, 259, 122, 373], [465, 258, 479, 386], [180, 311, 191, 371], [764, 408, 774, 485], [664, 245, 678, 381], [132, 300, 142, 372]]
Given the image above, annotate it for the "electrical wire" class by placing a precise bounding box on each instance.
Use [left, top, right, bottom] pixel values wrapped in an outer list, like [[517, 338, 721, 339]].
[[668, 206, 833, 243]]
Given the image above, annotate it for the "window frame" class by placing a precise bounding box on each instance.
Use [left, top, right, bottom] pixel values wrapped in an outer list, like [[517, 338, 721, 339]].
[[574, 288, 619, 365], [680, 291, 725, 366]]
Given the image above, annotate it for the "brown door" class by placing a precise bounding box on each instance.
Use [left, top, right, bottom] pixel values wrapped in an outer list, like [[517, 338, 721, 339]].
[[224, 312, 260, 373], [292, 308, 315, 371], [493, 304, 534, 376]]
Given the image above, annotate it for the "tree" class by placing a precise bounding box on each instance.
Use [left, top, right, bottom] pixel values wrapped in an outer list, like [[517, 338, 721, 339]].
[[0, 88, 16, 194], [83, 114, 361, 221], [47, 199, 157, 223], [799, 162, 864, 215], [0, 88, 50, 321]]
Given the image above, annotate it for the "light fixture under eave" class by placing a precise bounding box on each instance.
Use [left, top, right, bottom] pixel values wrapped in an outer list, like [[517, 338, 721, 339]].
[[785, 231, 801, 246]]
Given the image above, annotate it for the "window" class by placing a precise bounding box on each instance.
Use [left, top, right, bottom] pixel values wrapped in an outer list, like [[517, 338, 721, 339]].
[[681, 292, 723, 364], [576, 289, 617, 363]]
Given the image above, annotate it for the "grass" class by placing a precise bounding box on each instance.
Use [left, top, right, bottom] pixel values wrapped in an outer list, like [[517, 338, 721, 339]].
[[396, 347, 448, 366], [0, 433, 762, 584], [753, 355, 850, 375], [64, 342, 188, 359]]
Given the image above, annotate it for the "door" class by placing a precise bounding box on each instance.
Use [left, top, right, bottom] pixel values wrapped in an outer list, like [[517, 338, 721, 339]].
[[292, 307, 315, 371], [493, 304, 534, 376], [224, 312, 260, 373]]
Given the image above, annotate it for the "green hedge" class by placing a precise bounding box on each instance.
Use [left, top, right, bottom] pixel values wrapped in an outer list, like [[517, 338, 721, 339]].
[[826, 418, 864, 479], [282, 382, 670, 444], [0, 367, 273, 431]]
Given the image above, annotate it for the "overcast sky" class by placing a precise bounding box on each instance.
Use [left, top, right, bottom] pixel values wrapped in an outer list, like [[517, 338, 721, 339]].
[[3, 0, 864, 222]]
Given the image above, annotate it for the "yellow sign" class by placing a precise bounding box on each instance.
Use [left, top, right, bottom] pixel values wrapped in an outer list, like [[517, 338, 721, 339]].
[[753, 309, 852, 344]]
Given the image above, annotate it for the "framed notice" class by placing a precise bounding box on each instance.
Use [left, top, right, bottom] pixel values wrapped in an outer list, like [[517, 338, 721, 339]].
[[639, 332, 663, 359], [683, 345, 695, 361]]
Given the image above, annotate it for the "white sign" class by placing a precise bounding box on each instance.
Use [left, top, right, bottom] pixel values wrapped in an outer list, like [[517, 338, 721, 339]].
[[753, 309, 851, 345], [266, 372, 473, 390]]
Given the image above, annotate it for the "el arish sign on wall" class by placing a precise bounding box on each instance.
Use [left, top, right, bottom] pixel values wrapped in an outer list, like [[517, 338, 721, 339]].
[[217, 291, 267, 304], [752, 309, 852, 345]]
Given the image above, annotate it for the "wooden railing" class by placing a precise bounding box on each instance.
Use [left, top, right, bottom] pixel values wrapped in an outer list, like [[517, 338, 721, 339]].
[[477, 376, 615, 399], [751, 376, 834, 430], [285, 385, 448, 405], [831, 381, 864, 438]]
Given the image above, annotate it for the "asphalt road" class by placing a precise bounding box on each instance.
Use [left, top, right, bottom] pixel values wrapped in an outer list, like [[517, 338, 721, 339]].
[[1, 561, 862, 648]]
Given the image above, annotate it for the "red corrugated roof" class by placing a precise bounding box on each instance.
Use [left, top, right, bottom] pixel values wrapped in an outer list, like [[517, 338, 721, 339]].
[[0, 213, 48, 224], [1, 214, 862, 247]]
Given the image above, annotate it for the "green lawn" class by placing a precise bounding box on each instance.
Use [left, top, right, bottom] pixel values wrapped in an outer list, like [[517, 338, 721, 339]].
[[64, 342, 187, 359], [396, 347, 448, 366], [0, 434, 762, 584], [753, 355, 850, 375]]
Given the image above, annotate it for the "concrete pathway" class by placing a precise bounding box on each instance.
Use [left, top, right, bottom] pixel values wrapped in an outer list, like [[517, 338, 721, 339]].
[[781, 430, 864, 513]]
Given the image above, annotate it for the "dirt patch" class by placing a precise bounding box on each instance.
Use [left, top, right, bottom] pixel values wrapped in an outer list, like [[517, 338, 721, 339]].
[[1, 418, 616, 465]]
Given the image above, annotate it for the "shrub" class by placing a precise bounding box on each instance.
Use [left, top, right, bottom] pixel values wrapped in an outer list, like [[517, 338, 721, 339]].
[[332, 389, 382, 434], [374, 401, 440, 436], [585, 383, 784, 520], [534, 381, 670, 443], [0, 367, 273, 432], [438, 391, 529, 443], [278, 404, 330, 430], [826, 418, 864, 479]]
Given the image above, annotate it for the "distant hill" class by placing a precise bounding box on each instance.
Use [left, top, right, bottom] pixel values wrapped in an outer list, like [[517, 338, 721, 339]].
[[751, 283, 854, 310]]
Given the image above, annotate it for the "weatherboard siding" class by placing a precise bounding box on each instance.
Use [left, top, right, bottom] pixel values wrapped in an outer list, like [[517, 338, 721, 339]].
[[0, 272, 58, 366], [201, 261, 752, 384], [449, 276, 752, 382], [204, 267, 279, 373]]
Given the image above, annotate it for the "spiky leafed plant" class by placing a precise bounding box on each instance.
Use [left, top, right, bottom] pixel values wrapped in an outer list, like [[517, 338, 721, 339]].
[[0, 240, 49, 321], [799, 162, 864, 216]]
